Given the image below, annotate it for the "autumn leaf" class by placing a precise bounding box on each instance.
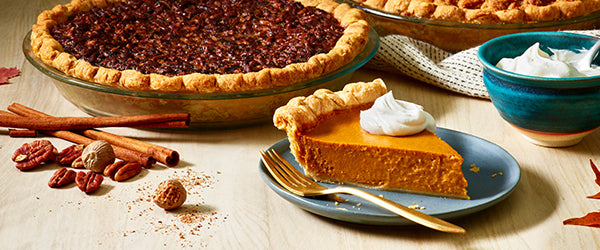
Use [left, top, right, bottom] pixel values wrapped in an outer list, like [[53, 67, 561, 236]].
[[591, 159, 600, 187], [0, 67, 20, 84], [587, 192, 600, 199], [563, 160, 600, 228], [563, 212, 600, 228]]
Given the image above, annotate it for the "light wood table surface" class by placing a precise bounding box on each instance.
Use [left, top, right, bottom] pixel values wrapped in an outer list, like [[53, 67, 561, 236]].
[[1, 0, 600, 249]]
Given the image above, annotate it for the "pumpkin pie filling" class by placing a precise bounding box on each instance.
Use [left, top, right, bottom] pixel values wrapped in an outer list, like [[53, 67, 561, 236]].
[[299, 108, 468, 198]]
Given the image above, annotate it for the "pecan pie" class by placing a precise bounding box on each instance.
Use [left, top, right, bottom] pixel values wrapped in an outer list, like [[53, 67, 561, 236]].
[[353, 0, 600, 23], [31, 0, 369, 93]]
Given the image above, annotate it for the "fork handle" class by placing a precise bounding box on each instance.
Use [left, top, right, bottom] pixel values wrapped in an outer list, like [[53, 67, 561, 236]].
[[328, 186, 466, 234]]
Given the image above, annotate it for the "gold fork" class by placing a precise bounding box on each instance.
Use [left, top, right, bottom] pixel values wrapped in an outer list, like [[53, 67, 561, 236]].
[[260, 149, 466, 234]]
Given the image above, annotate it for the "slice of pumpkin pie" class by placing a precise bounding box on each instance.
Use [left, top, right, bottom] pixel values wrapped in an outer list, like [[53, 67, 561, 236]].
[[273, 79, 469, 199]]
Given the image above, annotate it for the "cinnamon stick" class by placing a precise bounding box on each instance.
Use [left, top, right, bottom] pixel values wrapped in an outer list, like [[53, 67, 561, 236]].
[[134, 120, 189, 128], [1, 110, 38, 137], [6, 105, 156, 167], [0, 113, 190, 130], [0, 110, 18, 116], [9, 129, 37, 137], [6, 107, 184, 128], [44, 129, 155, 167], [8, 103, 179, 167], [81, 130, 179, 167]]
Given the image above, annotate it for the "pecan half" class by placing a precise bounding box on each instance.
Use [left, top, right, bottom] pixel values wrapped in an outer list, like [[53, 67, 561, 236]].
[[75, 171, 103, 193], [12, 140, 57, 170], [71, 157, 85, 169], [57, 144, 85, 166], [104, 161, 142, 181], [48, 167, 76, 188]]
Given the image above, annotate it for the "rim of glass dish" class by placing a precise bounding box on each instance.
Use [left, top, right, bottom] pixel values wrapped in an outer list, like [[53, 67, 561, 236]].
[[340, 0, 600, 30], [23, 28, 379, 100], [478, 31, 600, 88]]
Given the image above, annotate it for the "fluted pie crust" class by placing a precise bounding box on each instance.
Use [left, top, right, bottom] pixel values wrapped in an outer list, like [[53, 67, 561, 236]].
[[352, 0, 600, 24], [30, 0, 370, 94], [274, 79, 470, 199]]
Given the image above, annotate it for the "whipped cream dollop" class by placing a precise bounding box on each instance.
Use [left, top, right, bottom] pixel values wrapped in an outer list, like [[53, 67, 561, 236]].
[[496, 42, 600, 78], [360, 92, 436, 136]]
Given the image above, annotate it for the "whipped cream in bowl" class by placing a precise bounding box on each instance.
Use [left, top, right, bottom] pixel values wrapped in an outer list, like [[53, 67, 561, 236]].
[[360, 92, 435, 136], [496, 42, 600, 78]]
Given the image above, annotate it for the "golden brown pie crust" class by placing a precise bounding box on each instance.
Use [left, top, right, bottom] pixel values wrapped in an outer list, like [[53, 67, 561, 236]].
[[274, 78, 387, 135], [31, 0, 370, 94], [353, 0, 600, 24]]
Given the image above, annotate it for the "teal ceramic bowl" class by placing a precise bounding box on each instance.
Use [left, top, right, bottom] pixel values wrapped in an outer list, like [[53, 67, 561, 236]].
[[478, 31, 600, 147]]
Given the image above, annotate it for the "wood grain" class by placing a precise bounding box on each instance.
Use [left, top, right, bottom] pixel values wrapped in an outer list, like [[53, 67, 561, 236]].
[[0, 0, 599, 248]]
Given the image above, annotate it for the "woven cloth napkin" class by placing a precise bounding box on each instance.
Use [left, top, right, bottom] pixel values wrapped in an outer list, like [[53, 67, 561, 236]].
[[366, 30, 600, 99]]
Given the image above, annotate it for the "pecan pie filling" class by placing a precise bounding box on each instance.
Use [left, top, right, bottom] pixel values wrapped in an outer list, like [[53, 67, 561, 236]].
[[32, 0, 369, 93], [50, 0, 345, 76]]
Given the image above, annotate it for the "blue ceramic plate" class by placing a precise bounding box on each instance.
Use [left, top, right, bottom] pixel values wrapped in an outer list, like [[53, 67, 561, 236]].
[[259, 128, 520, 225]]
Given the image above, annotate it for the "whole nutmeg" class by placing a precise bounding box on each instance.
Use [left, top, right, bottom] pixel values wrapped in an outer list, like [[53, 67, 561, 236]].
[[81, 140, 115, 173], [153, 179, 187, 210]]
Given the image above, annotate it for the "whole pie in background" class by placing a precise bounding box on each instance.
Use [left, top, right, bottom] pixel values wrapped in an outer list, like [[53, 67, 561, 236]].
[[351, 0, 600, 24], [31, 0, 370, 94]]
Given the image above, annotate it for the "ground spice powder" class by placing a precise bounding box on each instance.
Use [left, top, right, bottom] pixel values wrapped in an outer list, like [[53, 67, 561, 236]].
[[124, 168, 227, 248]]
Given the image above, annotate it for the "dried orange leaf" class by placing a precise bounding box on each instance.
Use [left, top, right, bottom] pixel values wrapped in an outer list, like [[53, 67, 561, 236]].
[[563, 160, 600, 228], [591, 159, 600, 187], [563, 212, 600, 228], [0, 67, 20, 84], [587, 192, 600, 199]]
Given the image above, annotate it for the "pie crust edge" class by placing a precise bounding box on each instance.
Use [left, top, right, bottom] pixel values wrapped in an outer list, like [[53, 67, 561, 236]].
[[353, 0, 600, 24], [273, 78, 387, 136]]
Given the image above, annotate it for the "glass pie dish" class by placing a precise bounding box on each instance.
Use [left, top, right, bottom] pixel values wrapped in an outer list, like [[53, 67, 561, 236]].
[[340, 0, 600, 52], [23, 28, 379, 129]]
